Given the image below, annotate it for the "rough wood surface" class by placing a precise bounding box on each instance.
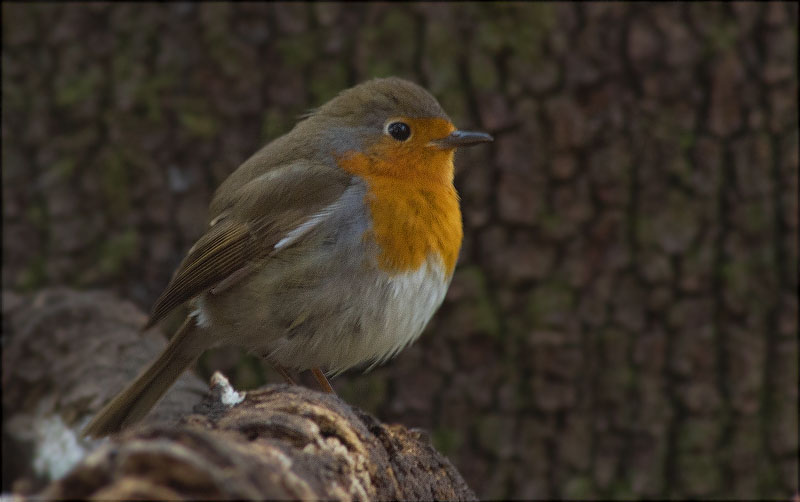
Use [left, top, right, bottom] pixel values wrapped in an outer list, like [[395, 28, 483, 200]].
[[41, 382, 476, 501], [2, 288, 476, 500], [2, 288, 206, 492]]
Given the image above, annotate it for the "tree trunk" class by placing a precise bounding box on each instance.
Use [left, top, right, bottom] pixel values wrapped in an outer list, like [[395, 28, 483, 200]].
[[2, 3, 797, 498]]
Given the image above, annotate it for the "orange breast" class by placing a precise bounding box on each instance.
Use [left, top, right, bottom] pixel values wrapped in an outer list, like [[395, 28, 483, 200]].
[[337, 131, 463, 276]]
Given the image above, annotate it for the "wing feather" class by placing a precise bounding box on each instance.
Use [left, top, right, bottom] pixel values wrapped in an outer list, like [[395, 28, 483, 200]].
[[142, 160, 353, 329], [144, 220, 266, 328]]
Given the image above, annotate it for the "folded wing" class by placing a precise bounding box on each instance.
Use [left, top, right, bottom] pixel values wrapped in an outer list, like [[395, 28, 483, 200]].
[[144, 161, 352, 328]]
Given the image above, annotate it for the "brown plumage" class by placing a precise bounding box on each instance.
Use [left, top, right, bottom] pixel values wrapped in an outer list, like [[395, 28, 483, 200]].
[[82, 77, 492, 438]]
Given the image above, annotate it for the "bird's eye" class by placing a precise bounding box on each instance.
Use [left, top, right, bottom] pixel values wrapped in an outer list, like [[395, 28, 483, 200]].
[[386, 121, 411, 141]]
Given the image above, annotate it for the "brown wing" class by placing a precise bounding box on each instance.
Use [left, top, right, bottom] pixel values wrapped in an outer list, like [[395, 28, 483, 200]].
[[143, 218, 274, 329], [143, 160, 354, 329]]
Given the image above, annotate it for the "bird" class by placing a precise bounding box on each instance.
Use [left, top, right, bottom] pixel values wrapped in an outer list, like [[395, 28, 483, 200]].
[[82, 77, 493, 437]]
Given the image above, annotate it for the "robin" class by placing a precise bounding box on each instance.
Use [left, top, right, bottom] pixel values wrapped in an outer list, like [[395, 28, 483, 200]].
[[83, 77, 493, 437]]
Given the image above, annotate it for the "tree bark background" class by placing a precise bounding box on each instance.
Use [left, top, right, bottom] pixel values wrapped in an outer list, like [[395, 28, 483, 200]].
[[2, 3, 797, 499]]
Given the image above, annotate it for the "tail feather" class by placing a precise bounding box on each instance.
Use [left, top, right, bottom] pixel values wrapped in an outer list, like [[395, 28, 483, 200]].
[[82, 318, 207, 438]]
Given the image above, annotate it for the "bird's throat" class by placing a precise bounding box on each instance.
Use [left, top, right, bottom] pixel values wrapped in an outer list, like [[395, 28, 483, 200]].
[[337, 151, 463, 275]]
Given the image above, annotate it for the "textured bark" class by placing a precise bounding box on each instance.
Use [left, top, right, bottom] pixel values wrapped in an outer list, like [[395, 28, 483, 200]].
[[2, 289, 476, 500], [38, 382, 476, 501], [2, 288, 206, 492], [2, 2, 798, 499]]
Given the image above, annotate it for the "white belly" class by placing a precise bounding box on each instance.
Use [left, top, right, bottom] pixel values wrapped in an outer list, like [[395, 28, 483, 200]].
[[264, 255, 451, 374], [192, 182, 455, 374]]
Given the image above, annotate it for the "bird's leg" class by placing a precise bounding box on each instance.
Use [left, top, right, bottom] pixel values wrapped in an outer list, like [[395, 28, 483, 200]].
[[272, 364, 297, 385], [312, 367, 336, 394]]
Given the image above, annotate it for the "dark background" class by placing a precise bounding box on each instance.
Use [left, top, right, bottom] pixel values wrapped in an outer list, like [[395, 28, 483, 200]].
[[2, 2, 797, 499]]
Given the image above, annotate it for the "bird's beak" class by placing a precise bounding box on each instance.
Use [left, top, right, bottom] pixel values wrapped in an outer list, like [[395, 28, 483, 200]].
[[429, 130, 494, 149]]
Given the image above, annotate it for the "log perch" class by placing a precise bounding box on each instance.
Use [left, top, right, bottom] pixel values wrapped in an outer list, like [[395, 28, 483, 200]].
[[4, 290, 476, 500], [43, 380, 476, 500]]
